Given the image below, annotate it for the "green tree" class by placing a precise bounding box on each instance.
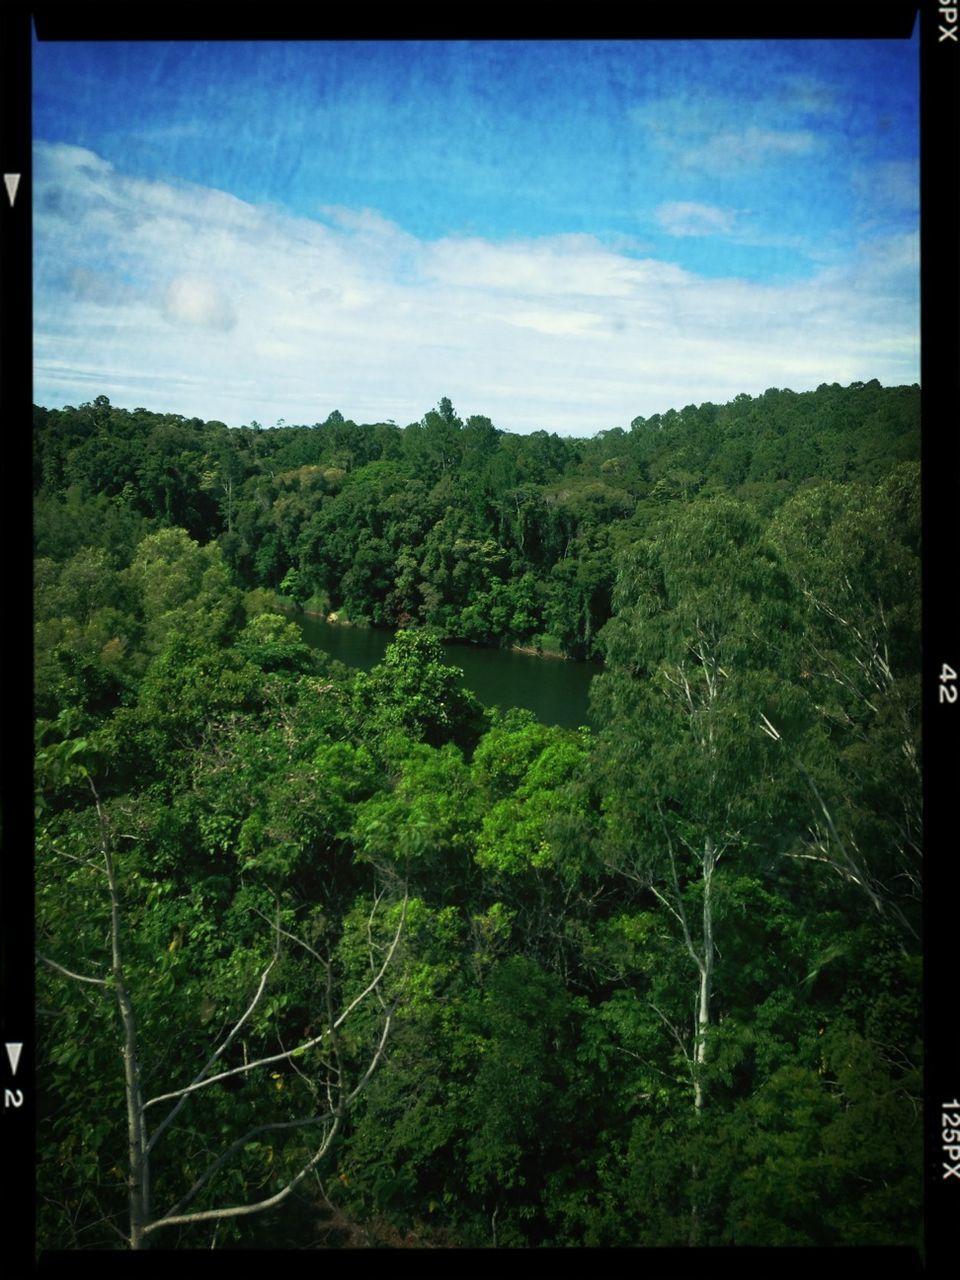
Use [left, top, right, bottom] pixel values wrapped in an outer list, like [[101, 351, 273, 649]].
[[767, 466, 921, 941], [126, 527, 243, 655], [593, 499, 806, 1127], [36, 757, 405, 1250], [351, 631, 486, 753]]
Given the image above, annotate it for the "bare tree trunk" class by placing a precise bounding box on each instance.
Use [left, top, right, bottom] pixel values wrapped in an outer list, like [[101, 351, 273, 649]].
[[693, 837, 715, 1113], [117, 959, 149, 1250], [689, 837, 715, 1246], [94, 787, 150, 1249]]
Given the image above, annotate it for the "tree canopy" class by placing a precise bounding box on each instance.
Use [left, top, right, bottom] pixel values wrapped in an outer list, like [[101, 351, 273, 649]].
[[34, 383, 921, 1254]]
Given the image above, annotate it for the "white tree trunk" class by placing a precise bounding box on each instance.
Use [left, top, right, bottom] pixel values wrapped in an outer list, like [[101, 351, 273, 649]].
[[693, 836, 715, 1113]]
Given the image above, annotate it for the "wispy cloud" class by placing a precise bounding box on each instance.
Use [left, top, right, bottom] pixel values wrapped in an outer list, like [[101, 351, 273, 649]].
[[655, 202, 739, 238], [686, 127, 814, 172], [852, 158, 919, 223], [34, 141, 918, 434], [777, 75, 839, 117], [633, 93, 819, 174]]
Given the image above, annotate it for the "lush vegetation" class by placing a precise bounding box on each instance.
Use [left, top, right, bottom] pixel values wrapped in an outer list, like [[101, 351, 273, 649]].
[[35, 382, 921, 1250], [34, 380, 918, 657]]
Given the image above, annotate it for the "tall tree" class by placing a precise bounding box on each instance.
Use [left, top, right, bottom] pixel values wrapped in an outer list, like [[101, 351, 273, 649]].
[[592, 499, 806, 1106], [767, 464, 921, 941]]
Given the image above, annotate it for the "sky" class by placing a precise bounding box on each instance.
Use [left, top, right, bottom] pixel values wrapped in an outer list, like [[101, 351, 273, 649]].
[[33, 36, 919, 435]]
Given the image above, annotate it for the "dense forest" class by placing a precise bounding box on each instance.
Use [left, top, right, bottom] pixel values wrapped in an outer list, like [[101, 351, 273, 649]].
[[34, 381, 922, 1251]]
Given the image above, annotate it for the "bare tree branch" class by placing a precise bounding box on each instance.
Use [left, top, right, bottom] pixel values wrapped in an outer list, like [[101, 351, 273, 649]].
[[88, 778, 151, 1248], [345, 1007, 394, 1106], [761, 715, 919, 944], [52, 776, 407, 1248], [47, 845, 108, 875], [663, 831, 703, 976], [38, 953, 110, 987], [647, 882, 690, 943], [143, 1114, 343, 1235], [145, 944, 281, 1156], [143, 896, 406, 1113], [162, 1112, 335, 1221], [249, 903, 327, 969], [647, 1000, 693, 1072]]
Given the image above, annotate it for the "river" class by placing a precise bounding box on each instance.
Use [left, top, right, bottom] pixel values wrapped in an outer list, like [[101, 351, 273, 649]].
[[292, 613, 599, 730]]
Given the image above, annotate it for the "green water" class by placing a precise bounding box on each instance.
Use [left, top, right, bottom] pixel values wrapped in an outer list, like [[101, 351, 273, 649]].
[[293, 614, 599, 729]]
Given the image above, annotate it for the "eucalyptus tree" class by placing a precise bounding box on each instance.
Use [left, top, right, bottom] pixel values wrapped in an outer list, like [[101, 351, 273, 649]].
[[593, 498, 807, 1117], [767, 464, 921, 942], [587, 498, 826, 1247]]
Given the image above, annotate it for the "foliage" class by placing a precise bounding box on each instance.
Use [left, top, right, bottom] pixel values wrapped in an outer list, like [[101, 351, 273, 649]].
[[34, 384, 918, 658], [350, 630, 487, 754], [33, 384, 921, 1252]]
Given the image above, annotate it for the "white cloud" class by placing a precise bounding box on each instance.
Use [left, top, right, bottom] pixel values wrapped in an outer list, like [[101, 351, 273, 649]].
[[504, 309, 604, 337], [33, 140, 919, 435], [695, 127, 814, 169], [633, 96, 816, 174], [655, 202, 738, 238], [659, 127, 814, 176], [163, 275, 237, 331]]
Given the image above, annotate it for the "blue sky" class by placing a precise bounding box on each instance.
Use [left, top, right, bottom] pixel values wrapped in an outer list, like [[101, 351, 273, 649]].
[[33, 37, 919, 434]]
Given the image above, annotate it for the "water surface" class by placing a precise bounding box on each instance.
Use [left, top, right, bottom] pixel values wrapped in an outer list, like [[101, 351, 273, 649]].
[[293, 614, 598, 730]]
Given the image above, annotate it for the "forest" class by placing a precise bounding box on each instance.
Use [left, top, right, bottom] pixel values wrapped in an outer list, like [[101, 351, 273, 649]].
[[34, 380, 922, 1251]]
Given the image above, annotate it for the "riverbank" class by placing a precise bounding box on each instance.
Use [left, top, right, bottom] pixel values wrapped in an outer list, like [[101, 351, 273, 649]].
[[293, 602, 576, 663], [509, 643, 567, 661]]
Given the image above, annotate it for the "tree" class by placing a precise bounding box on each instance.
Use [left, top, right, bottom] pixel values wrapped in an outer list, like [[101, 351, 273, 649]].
[[593, 500, 804, 1098], [199, 435, 247, 536], [767, 466, 921, 941], [36, 764, 405, 1250], [126, 527, 243, 655], [352, 737, 481, 904], [351, 631, 486, 753], [590, 499, 823, 1243]]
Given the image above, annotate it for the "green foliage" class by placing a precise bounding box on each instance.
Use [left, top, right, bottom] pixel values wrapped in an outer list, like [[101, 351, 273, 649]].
[[235, 612, 319, 674], [472, 710, 555, 796], [351, 630, 487, 753], [768, 467, 922, 938], [127, 527, 244, 654], [34, 384, 918, 659], [594, 499, 808, 890], [476, 730, 594, 877], [33, 384, 922, 1251], [352, 741, 479, 899]]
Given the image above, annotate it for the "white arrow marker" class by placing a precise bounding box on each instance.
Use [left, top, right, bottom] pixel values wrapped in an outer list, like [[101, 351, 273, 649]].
[[5, 1043, 23, 1076], [4, 173, 21, 208]]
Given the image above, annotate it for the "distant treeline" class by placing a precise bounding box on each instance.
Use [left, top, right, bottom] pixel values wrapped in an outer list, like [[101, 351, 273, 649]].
[[33, 380, 919, 658]]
